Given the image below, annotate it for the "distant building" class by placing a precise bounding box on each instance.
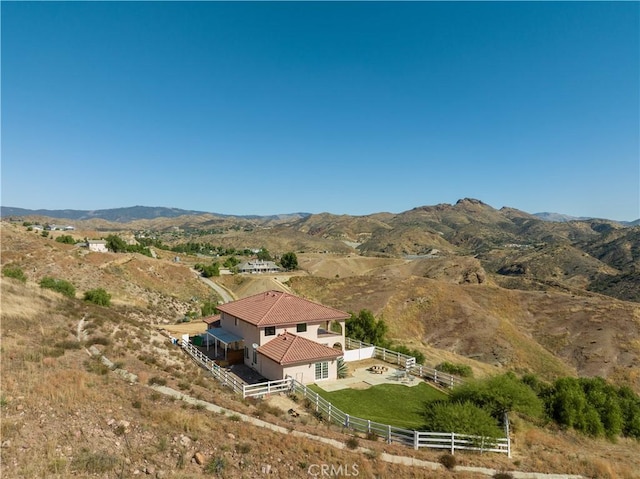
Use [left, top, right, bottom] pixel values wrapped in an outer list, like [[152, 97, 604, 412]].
[[237, 259, 281, 274], [87, 240, 108, 253]]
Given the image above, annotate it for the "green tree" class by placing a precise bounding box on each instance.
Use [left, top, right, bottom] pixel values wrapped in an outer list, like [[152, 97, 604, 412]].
[[223, 256, 240, 268], [256, 247, 271, 261], [2, 265, 27, 283], [195, 262, 219, 278], [618, 386, 640, 439], [201, 300, 218, 317], [346, 310, 388, 346], [83, 288, 111, 306], [280, 252, 298, 271], [105, 234, 127, 253], [423, 401, 503, 438], [450, 373, 544, 420], [55, 235, 76, 244], [40, 277, 76, 298]]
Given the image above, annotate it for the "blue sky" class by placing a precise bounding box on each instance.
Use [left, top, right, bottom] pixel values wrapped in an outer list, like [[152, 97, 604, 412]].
[[2, 2, 639, 221]]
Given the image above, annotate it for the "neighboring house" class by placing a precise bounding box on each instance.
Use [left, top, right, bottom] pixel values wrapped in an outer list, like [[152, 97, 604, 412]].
[[205, 290, 349, 384], [87, 240, 108, 253], [237, 260, 281, 274]]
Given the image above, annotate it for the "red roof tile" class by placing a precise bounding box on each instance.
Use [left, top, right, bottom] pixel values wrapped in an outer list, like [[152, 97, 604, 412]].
[[217, 290, 349, 327], [257, 332, 342, 365], [202, 314, 221, 326]]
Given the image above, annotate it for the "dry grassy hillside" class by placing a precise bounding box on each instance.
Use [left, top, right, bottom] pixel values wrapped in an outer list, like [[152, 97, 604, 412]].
[[2, 221, 640, 477], [288, 260, 640, 392], [1, 223, 214, 323], [4, 279, 477, 479]]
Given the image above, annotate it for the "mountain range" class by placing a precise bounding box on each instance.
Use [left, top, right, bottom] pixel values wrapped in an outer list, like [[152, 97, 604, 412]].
[[1, 202, 638, 225]]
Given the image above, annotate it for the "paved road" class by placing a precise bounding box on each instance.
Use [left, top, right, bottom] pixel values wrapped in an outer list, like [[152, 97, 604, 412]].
[[194, 271, 235, 303]]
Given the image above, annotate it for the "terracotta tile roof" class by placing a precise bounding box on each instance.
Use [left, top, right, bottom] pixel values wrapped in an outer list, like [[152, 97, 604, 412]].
[[257, 332, 342, 365], [202, 314, 221, 326], [216, 290, 349, 327]]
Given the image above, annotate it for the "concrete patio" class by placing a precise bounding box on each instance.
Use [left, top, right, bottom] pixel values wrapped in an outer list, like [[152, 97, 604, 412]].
[[315, 360, 420, 392]]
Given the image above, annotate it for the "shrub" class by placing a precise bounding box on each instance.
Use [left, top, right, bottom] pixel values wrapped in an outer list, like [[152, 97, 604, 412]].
[[439, 453, 457, 470], [148, 376, 167, 386], [235, 443, 251, 454], [437, 361, 473, 378], [39, 276, 76, 298], [2, 265, 26, 283], [204, 457, 226, 474], [84, 288, 111, 306], [337, 357, 348, 379], [345, 436, 359, 449], [423, 401, 503, 438], [493, 473, 513, 479], [55, 235, 76, 244], [70, 449, 118, 474]]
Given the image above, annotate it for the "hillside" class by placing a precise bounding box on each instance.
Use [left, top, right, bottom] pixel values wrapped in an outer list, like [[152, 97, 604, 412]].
[[2, 220, 640, 477], [9, 198, 637, 303]]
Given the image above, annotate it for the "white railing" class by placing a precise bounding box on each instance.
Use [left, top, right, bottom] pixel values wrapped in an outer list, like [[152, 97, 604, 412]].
[[289, 379, 510, 456], [180, 338, 245, 395], [242, 378, 292, 399], [178, 337, 509, 456], [345, 337, 465, 388]]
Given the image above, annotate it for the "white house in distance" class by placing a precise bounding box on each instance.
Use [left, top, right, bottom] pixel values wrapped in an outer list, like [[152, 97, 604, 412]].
[[204, 290, 349, 384], [87, 240, 108, 253], [236, 259, 281, 274]]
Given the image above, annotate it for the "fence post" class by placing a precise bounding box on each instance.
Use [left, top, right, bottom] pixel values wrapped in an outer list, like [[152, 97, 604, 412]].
[[328, 403, 332, 420], [387, 425, 392, 444], [367, 420, 371, 433], [451, 432, 455, 455], [413, 431, 419, 450], [504, 411, 511, 458], [345, 414, 350, 428]]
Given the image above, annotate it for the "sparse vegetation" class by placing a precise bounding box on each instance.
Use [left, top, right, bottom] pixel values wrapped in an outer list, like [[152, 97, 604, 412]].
[[55, 234, 76, 244], [83, 287, 111, 306], [436, 361, 474, 377], [39, 276, 76, 297], [439, 453, 457, 470], [2, 265, 26, 282]]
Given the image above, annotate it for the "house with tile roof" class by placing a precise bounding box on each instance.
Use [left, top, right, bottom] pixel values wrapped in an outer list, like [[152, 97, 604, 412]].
[[205, 290, 349, 384]]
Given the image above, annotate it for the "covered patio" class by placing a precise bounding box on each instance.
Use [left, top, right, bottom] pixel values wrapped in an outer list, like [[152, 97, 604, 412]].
[[203, 328, 244, 363]]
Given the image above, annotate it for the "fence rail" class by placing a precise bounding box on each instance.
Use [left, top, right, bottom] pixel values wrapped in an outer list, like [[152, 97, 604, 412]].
[[180, 338, 245, 395], [289, 379, 510, 456], [178, 337, 509, 456], [345, 337, 466, 388]]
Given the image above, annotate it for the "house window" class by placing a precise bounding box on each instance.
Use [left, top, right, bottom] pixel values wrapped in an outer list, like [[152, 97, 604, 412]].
[[315, 361, 329, 380], [253, 349, 258, 364], [296, 323, 307, 333], [244, 346, 249, 359], [264, 326, 276, 336], [235, 317, 238, 326]]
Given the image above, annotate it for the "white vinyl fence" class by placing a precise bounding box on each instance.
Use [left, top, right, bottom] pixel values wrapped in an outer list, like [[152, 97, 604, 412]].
[[345, 337, 466, 388], [289, 379, 510, 456], [178, 337, 509, 456]]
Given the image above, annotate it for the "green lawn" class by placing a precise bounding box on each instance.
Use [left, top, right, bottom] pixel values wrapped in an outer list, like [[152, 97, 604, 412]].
[[308, 382, 447, 430]]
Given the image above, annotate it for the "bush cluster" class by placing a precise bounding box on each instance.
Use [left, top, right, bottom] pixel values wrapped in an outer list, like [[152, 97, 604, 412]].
[[39, 276, 76, 298], [436, 361, 473, 377], [423, 372, 640, 442], [84, 288, 111, 306], [2, 265, 27, 283]]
